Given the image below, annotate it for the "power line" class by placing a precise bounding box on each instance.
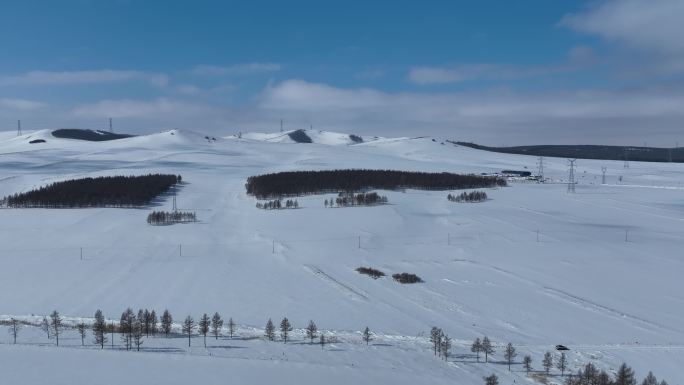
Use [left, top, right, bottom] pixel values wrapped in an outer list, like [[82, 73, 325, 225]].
[[567, 159, 577, 193]]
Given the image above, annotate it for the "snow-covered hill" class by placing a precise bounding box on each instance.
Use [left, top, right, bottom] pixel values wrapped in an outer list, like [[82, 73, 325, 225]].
[[236, 128, 380, 145], [0, 129, 682, 384]]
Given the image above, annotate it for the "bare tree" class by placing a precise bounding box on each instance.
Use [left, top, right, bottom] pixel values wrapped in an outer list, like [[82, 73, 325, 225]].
[[182, 315, 195, 347], [471, 337, 483, 362], [228, 317, 235, 339], [430, 327, 442, 355], [482, 336, 495, 363], [441, 334, 452, 361], [614, 363, 636, 385], [543, 351, 553, 374], [150, 310, 158, 336], [41, 316, 50, 339], [280, 317, 293, 343], [211, 312, 223, 340], [557, 352, 568, 377], [108, 322, 115, 349], [161, 309, 173, 337], [132, 318, 144, 351], [120, 308, 135, 350], [199, 313, 211, 347], [523, 355, 533, 374], [8, 318, 21, 344], [306, 320, 318, 344], [362, 326, 372, 345], [504, 343, 517, 371], [92, 310, 107, 349], [50, 310, 63, 346], [265, 318, 275, 341], [77, 322, 87, 346]]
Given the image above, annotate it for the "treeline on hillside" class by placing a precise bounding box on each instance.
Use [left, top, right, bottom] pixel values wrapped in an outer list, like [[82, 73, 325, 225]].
[[52, 129, 135, 141], [455, 141, 684, 163], [246, 169, 506, 199], [2, 174, 182, 208]]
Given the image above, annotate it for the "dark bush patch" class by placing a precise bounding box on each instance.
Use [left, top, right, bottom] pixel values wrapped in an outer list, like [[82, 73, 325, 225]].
[[392, 273, 423, 284], [52, 129, 135, 141], [246, 169, 506, 199], [349, 134, 363, 143], [288, 129, 313, 143], [29, 139, 46, 144], [448, 190, 488, 203], [356, 267, 385, 279], [2, 174, 181, 208], [147, 210, 197, 225]]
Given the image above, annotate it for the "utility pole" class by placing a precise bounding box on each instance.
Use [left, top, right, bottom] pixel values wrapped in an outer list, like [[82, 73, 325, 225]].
[[17, 120, 22, 136], [358, 235, 361, 249], [172, 185, 177, 213], [567, 159, 577, 193], [537, 156, 545, 183], [623, 148, 630, 169], [280, 119, 283, 132], [109, 118, 113, 133], [601, 166, 607, 184]]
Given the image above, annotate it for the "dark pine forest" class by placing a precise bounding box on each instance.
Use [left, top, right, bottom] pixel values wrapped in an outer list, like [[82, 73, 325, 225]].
[[2, 174, 181, 208], [246, 169, 505, 199]]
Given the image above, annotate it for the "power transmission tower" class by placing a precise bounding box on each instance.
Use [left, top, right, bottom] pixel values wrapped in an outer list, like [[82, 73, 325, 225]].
[[537, 156, 545, 183], [601, 166, 607, 184], [17, 120, 22, 136], [567, 159, 577, 193], [109, 118, 113, 133]]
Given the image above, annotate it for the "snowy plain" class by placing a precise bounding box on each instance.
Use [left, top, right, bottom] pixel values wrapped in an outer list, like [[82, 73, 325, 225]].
[[0, 128, 682, 384]]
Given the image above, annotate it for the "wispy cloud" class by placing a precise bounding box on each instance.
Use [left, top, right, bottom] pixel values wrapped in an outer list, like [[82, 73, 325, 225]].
[[407, 62, 578, 85], [0, 70, 168, 87], [191, 63, 281, 76], [0, 98, 45, 111]]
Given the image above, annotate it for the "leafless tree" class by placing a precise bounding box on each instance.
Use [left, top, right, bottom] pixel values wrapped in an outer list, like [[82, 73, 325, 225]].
[[211, 312, 223, 340], [182, 315, 195, 347]]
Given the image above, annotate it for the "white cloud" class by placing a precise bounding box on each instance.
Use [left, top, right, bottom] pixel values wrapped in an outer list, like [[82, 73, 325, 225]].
[[257, 79, 684, 145], [0, 70, 168, 87], [561, 0, 684, 73], [191, 63, 281, 76], [0, 98, 45, 111], [72, 98, 210, 119]]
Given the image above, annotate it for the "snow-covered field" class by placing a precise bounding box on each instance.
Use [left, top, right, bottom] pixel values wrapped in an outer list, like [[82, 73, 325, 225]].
[[1, 129, 682, 384]]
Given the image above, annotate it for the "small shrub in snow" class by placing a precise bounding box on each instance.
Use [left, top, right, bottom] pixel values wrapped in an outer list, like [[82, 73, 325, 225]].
[[392, 273, 423, 284], [356, 267, 386, 279]]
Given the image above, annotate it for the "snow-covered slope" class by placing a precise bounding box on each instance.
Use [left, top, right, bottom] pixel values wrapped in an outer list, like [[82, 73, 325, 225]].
[[0, 129, 682, 384], [237, 128, 379, 145]]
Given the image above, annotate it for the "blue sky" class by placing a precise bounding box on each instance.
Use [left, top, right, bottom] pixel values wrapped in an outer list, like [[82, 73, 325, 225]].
[[1, 0, 683, 145]]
